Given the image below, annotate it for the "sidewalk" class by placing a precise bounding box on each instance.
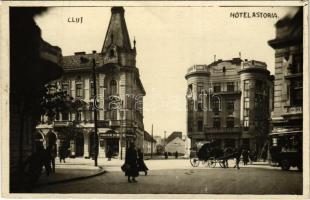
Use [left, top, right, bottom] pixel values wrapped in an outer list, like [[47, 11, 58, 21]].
[[35, 158, 105, 187]]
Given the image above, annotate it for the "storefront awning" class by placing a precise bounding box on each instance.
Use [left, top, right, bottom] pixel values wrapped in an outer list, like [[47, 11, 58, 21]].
[[270, 130, 302, 136]]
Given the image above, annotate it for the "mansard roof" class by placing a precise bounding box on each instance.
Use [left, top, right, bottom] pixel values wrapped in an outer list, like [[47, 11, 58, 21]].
[[62, 52, 104, 71], [101, 7, 132, 53]]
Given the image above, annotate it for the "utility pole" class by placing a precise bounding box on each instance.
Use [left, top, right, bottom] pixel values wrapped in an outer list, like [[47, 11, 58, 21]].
[[92, 58, 98, 166], [164, 130, 166, 150], [151, 124, 153, 158]]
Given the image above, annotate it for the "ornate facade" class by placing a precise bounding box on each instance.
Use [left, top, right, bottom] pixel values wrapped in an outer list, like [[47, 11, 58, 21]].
[[185, 58, 274, 153], [37, 7, 146, 159]]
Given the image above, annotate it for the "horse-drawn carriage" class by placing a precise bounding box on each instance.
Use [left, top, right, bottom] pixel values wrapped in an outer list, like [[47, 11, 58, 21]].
[[189, 141, 235, 168]]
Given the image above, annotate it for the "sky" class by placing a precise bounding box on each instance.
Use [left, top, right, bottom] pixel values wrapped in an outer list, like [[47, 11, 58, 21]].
[[35, 6, 299, 138]]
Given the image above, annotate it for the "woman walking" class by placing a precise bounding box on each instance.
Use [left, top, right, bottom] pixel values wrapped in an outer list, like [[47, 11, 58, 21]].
[[137, 148, 148, 175], [124, 143, 139, 183]]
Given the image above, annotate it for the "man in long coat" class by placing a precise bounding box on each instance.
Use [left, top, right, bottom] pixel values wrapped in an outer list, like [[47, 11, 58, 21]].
[[125, 143, 139, 183]]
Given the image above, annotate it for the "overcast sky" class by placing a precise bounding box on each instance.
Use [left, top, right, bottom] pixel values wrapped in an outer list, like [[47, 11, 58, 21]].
[[35, 6, 299, 138]]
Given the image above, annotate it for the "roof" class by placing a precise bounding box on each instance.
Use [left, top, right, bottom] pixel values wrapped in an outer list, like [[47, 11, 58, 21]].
[[144, 131, 156, 143], [268, 8, 303, 48], [62, 53, 104, 71], [166, 132, 182, 144], [101, 7, 132, 53]]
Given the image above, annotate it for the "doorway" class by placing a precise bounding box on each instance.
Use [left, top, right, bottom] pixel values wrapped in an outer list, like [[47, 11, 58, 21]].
[[106, 138, 119, 157]]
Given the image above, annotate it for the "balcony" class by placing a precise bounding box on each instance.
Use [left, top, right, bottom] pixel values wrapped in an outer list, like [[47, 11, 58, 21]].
[[204, 127, 241, 134], [53, 121, 73, 127]]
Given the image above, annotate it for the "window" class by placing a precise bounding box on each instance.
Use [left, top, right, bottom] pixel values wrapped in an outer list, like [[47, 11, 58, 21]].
[[244, 97, 249, 109], [90, 81, 95, 98], [76, 111, 82, 121], [226, 117, 234, 128], [290, 80, 303, 106], [244, 108, 249, 117], [291, 53, 303, 74], [244, 80, 250, 90], [111, 110, 117, 120], [227, 82, 235, 92], [76, 82, 83, 98], [214, 84, 221, 93], [62, 112, 69, 121], [110, 80, 117, 95], [226, 100, 234, 115], [212, 98, 220, 115], [244, 117, 249, 130], [198, 102, 203, 112], [213, 118, 221, 128], [197, 82, 204, 95], [110, 49, 115, 57], [187, 118, 193, 132], [197, 120, 203, 131]]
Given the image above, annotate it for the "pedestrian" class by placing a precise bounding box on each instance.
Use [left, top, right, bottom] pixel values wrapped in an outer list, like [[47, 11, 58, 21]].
[[164, 152, 168, 159], [107, 146, 112, 161], [47, 144, 57, 173], [137, 148, 148, 175], [233, 147, 242, 170], [123, 142, 139, 183], [175, 151, 179, 159], [223, 147, 229, 168], [59, 145, 67, 163], [242, 148, 249, 165]]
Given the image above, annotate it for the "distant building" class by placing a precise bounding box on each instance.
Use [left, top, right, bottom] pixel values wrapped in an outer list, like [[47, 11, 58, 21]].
[[185, 58, 274, 153], [36, 7, 146, 159], [165, 137, 186, 155], [143, 131, 156, 155], [164, 132, 185, 155]]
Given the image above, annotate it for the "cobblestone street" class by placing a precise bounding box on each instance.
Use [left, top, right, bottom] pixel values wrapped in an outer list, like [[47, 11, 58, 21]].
[[33, 158, 302, 194]]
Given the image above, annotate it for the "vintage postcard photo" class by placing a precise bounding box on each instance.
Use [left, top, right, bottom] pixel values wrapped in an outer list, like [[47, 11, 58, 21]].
[[0, 0, 308, 198]]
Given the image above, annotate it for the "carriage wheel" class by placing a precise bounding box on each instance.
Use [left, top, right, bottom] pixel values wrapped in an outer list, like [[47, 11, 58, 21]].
[[190, 157, 200, 167], [208, 157, 216, 168]]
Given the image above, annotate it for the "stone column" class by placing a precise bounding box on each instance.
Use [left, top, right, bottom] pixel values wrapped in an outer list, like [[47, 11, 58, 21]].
[[83, 131, 89, 158]]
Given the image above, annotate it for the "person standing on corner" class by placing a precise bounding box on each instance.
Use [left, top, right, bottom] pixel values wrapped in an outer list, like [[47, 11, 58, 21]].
[[125, 142, 139, 183], [137, 148, 148, 175], [233, 147, 242, 170]]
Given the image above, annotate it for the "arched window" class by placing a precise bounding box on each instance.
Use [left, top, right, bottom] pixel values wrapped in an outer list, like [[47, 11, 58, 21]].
[[110, 80, 117, 95], [110, 49, 115, 57]]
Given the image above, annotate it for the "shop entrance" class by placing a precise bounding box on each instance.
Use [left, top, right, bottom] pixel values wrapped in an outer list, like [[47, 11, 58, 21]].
[[75, 132, 84, 157], [106, 138, 119, 157]]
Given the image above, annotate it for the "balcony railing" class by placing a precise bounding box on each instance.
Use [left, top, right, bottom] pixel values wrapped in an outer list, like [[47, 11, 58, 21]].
[[204, 127, 241, 133], [53, 121, 73, 127]]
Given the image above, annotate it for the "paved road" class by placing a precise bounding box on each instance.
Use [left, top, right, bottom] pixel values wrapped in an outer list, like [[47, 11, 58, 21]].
[[33, 159, 302, 194]]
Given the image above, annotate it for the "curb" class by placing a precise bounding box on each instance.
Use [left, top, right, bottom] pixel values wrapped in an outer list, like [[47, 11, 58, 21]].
[[34, 166, 106, 188]]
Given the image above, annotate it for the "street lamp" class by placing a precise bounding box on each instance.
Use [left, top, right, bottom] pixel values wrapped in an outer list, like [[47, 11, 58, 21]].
[[92, 58, 98, 166]]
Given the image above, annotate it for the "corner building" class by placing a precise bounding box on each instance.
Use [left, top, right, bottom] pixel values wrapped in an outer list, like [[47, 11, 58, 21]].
[[185, 58, 273, 153], [37, 7, 146, 159]]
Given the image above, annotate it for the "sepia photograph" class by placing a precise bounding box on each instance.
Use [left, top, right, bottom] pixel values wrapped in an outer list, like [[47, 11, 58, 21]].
[[1, 1, 308, 198]]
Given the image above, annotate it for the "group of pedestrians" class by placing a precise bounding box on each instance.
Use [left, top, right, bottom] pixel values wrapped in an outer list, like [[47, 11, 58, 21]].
[[23, 143, 58, 191], [122, 143, 148, 183]]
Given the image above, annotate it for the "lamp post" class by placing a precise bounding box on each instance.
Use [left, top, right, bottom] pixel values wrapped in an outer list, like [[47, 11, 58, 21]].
[[92, 58, 98, 166]]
